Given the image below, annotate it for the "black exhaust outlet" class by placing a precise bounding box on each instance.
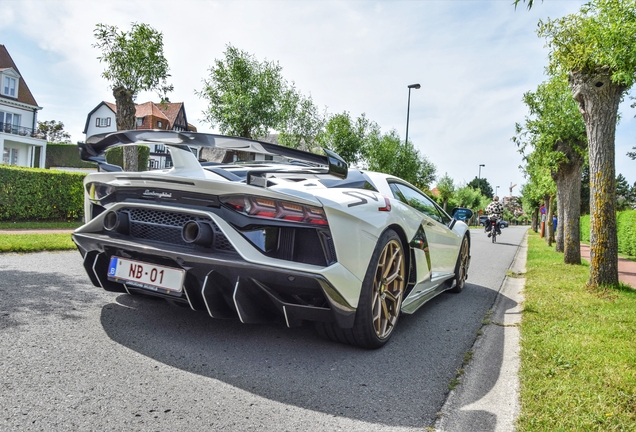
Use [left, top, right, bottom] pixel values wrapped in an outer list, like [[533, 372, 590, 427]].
[[103, 211, 129, 234], [182, 221, 214, 246]]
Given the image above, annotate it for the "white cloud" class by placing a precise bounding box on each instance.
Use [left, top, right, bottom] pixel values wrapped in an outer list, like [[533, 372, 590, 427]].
[[1, 0, 634, 187]]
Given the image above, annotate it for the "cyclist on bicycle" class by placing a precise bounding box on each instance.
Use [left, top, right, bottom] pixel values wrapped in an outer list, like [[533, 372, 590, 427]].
[[484, 196, 504, 237]]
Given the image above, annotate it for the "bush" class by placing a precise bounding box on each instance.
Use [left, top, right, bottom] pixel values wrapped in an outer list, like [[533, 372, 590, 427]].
[[617, 210, 636, 256], [580, 210, 636, 256], [105, 145, 150, 171], [45, 143, 95, 169], [580, 214, 590, 243], [0, 165, 85, 221]]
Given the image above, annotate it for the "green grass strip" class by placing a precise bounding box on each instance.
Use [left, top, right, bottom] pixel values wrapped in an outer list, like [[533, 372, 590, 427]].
[[0, 233, 76, 253], [518, 232, 636, 431], [0, 221, 82, 230]]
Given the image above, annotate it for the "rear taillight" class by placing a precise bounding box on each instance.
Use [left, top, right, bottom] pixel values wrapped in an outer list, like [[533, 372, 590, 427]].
[[221, 195, 328, 226]]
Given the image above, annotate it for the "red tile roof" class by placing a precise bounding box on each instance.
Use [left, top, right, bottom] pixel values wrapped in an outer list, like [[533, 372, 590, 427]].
[[0, 45, 39, 107]]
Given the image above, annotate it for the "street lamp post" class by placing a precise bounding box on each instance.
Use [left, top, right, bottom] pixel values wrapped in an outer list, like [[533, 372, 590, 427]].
[[496, 185, 500, 197], [405, 83, 421, 144], [478, 164, 485, 192]]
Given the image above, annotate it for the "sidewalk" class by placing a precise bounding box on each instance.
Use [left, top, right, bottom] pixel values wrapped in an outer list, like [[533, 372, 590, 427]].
[[580, 243, 636, 288]]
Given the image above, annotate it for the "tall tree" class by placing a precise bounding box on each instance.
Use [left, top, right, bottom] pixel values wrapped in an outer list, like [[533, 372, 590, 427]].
[[197, 45, 287, 139], [37, 120, 71, 143], [93, 22, 172, 171], [277, 89, 325, 152], [514, 74, 587, 263], [616, 173, 633, 210], [467, 177, 494, 199], [315, 112, 378, 166], [538, 0, 636, 286], [366, 130, 436, 190]]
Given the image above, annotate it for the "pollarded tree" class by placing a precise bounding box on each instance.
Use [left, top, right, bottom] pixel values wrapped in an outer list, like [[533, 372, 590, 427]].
[[515, 74, 587, 263], [518, 143, 557, 245], [366, 130, 437, 190], [198, 45, 288, 140], [538, 0, 636, 286], [277, 88, 326, 152], [315, 112, 379, 166], [93, 23, 172, 171]]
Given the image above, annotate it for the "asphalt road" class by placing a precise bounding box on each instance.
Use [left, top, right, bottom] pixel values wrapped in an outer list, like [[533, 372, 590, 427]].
[[0, 226, 527, 431]]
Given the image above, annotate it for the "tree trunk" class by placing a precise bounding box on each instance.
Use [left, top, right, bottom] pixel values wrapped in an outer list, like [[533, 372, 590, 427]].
[[570, 70, 623, 287], [552, 140, 585, 264], [545, 195, 555, 246], [531, 208, 538, 233], [555, 188, 564, 253], [113, 86, 138, 172]]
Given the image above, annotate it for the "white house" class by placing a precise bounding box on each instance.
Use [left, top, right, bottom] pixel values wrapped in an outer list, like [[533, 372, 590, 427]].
[[84, 100, 198, 170], [0, 45, 46, 168]]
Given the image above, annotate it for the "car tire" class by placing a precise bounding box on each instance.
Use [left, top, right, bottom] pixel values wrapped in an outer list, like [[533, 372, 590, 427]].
[[315, 229, 406, 349], [449, 236, 470, 293]]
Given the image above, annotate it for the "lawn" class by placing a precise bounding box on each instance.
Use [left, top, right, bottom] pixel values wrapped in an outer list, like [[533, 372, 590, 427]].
[[0, 233, 76, 253], [518, 232, 636, 431]]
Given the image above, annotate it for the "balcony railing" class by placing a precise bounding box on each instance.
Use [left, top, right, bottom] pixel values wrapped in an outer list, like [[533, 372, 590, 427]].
[[0, 122, 39, 138]]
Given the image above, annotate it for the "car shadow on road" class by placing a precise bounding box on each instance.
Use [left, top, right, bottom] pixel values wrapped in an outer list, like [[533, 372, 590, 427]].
[[0, 268, 104, 330], [99, 282, 515, 429]]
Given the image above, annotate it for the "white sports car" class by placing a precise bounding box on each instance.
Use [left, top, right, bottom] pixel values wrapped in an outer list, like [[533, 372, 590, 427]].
[[73, 131, 472, 348]]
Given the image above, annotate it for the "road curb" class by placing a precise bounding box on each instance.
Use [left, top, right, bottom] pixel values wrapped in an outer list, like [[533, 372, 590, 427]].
[[435, 230, 528, 432]]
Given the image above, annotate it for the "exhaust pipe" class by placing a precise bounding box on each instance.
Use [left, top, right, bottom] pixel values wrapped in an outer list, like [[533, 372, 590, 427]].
[[182, 221, 214, 246], [103, 211, 129, 234]]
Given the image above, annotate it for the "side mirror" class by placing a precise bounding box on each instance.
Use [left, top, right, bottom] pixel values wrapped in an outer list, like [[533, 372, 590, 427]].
[[451, 207, 473, 222]]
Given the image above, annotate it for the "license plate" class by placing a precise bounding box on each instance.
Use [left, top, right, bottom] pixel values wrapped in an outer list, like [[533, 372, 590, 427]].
[[107, 257, 184, 293]]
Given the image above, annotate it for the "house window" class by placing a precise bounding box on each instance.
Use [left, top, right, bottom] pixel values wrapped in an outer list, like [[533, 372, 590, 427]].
[[3, 76, 16, 97], [136, 118, 143, 127], [96, 117, 111, 127], [2, 148, 18, 165], [157, 121, 163, 129], [0, 112, 19, 133]]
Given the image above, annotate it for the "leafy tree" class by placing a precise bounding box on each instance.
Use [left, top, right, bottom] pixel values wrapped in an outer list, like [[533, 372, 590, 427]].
[[580, 164, 590, 215], [366, 130, 436, 190], [628, 147, 636, 159], [514, 74, 587, 263], [277, 89, 325, 152], [513, 0, 539, 10], [467, 177, 493, 199], [520, 182, 543, 233], [93, 22, 172, 171], [315, 112, 378, 166], [436, 173, 455, 211], [538, 0, 636, 286], [37, 120, 71, 143], [198, 45, 288, 139], [616, 173, 633, 210]]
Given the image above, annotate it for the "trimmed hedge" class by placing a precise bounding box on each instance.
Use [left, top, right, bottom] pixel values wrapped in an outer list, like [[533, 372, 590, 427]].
[[617, 210, 636, 257], [580, 210, 636, 256], [106, 146, 150, 171], [45, 143, 95, 169], [0, 165, 85, 221]]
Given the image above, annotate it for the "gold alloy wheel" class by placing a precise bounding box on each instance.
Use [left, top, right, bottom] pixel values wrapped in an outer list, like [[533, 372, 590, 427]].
[[371, 239, 406, 339], [457, 238, 469, 286]]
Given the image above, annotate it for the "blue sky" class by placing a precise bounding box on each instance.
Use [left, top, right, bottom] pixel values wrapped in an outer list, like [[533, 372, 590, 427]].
[[1, 0, 635, 190]]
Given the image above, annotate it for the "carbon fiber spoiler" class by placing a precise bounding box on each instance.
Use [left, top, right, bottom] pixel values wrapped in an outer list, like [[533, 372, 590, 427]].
[[78, 130, 348, 178]]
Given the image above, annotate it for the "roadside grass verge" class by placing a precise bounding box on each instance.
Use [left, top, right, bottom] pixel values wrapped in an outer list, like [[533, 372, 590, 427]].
[[0, 221, 82, 230], [518, 232, 636, 431], [0, 233, 75, 253]]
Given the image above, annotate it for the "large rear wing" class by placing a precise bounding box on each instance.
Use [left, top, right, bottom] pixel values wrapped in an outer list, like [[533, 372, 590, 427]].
[[79, 130, 348, 178]]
